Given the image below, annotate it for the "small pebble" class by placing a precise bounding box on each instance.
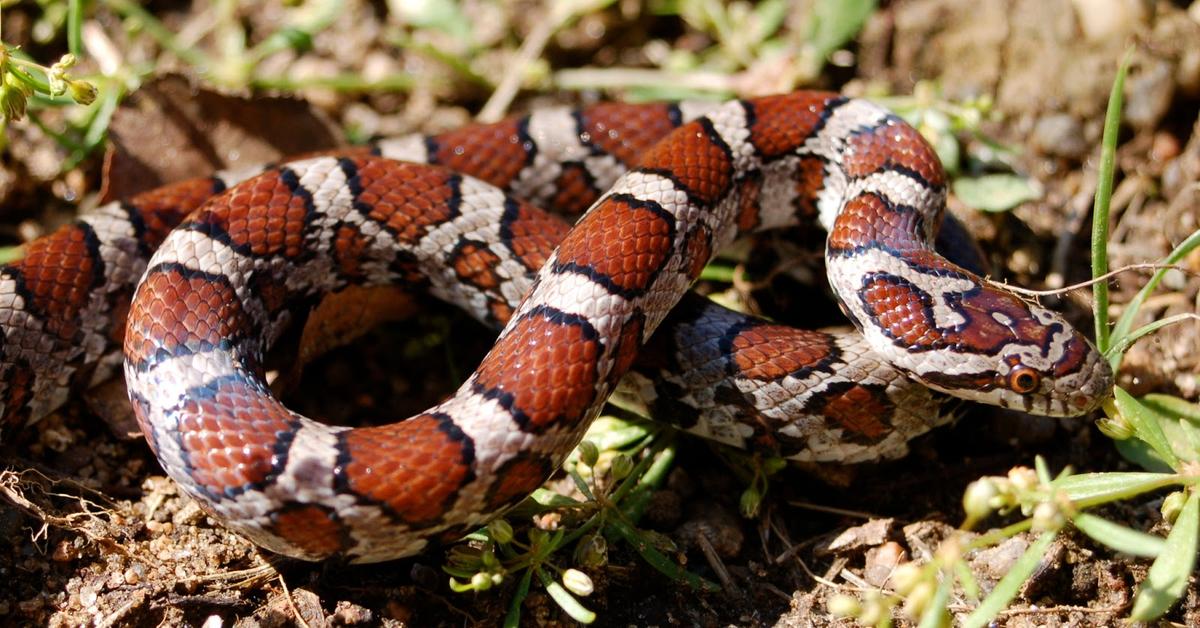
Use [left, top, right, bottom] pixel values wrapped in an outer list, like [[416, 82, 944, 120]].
[[1031, 114, 1088, 159], [123, 564, 143, 585], [78, 585, 97, 608], [1151, 132, 1182, 162], [863, 541, 907, 588]]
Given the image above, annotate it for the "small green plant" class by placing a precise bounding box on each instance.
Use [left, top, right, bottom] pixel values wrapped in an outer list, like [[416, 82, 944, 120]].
[[443, 414, 716, 626], [0, 48, 96, 122]]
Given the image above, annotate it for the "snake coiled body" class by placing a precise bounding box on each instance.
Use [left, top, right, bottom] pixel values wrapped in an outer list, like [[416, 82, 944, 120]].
[[1, 92, 1111, 563]]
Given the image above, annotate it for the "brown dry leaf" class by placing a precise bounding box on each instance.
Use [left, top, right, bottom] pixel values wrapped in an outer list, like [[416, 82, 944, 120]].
[[101, 74, 343, 202]]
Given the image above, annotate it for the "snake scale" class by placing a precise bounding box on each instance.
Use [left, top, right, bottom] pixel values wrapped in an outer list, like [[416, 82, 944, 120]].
[[0, 91, 1112, 563]]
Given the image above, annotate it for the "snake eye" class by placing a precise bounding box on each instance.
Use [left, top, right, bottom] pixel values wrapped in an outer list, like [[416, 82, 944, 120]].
[[1008, 367, 1040, 394]]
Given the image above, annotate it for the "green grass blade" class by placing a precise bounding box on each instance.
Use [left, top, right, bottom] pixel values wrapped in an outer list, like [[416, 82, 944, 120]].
[[1108, 228, 1200, 368], [503, 568, 534, 628], [68, 0, 84, 57], [1107, 312, 1200, 360], [917, 576, 953, 628], [1131, 489, 1200, 620], [1091, 48, 1133, 354], [1073, 512, 1165, 558], [606, 517, 719, 591], [962, 531, 1057, 628]]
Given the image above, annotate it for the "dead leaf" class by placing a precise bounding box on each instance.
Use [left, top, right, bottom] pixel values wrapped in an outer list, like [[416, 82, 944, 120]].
[[101, 74, 343, 202]]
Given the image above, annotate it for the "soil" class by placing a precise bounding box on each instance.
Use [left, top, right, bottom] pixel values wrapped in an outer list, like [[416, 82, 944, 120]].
[[1, 0, 1198, 626]]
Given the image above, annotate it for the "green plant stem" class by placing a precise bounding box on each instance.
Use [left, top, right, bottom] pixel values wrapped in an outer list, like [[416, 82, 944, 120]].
[[964, 519, 1032, 551], [250, 74, 414, 92], [1091, 49, 1133, 353], [67, 0, 83, 56], [7, 66, 52, 93]]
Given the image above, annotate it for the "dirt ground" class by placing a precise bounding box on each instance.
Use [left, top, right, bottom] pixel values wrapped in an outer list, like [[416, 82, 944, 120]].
[[1, 0, 1199, 626]]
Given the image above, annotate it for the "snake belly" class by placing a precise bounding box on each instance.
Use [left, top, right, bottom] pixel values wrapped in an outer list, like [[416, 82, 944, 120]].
[[114, 92, 1112, 562]]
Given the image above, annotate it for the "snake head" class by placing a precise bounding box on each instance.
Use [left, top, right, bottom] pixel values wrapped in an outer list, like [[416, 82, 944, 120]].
[[992, 323, 1114, 416], [911, 291, 1115, 417], [840, 256, 1114, 417]]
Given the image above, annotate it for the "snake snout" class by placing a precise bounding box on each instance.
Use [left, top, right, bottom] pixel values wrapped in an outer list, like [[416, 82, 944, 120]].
[[1040, 340, 1114, 417], [1061, 354, 1114, 416]]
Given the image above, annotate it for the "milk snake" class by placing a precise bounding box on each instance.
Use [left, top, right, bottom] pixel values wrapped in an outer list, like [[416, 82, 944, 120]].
[[0, 92, 1112, 563]]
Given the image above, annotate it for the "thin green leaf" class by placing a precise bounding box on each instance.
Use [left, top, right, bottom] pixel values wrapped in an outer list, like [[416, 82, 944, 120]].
[[930, 128, 961, 177], [67, 0, 84, 56], [750, 0, 789, 44], [962, 531, 1057, 628], [698, 261, 736, 282], [606, 517, 719, 591], [1092, 48, 1133, 354], [1180, 419, 1200, 461], [917, 576, 952, 628], [568, 469, 596, 501], [1107, 313, 1200, 364], [1034, 455, 1053, 485], [503, 568, 534, 628], [1156, 408, 1200, 465], [250, 74, 414, 92], [1115, 387, 1182, 469], [585, 415, 656, 451], [952, 174, 1042, 213], [394, 37, 492, 87], [629, 84, 735, 103], [954, 559, 981, 601], [1056, 471, 1180, 507], [1114, 438, 1175, 474], [72, 82, 122, 168], [1142, 393, 1200, 424], [1073, 512, 1165, 558], [520, 488, 584, 511], [1131, 489, 1200, 620], [535, 566, 596, 624], [1123, 395, 1200, 464], [617, 442, 677, 521]]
